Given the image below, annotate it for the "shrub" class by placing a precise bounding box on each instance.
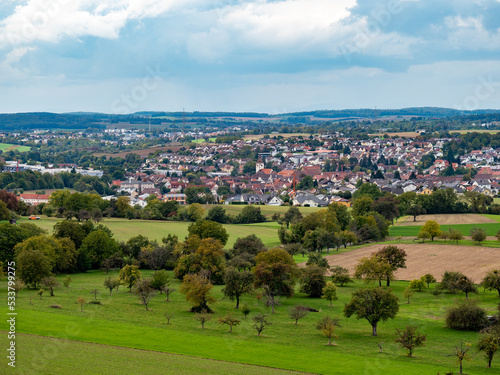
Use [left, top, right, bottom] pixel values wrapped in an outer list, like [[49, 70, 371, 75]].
[[446, 300, 489, 331], [330, 266, 354, 287], [50, 304, 62, 309]]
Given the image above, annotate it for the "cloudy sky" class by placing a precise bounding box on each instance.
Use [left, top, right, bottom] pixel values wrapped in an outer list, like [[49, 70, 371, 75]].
[[0, 0, 500, 114]]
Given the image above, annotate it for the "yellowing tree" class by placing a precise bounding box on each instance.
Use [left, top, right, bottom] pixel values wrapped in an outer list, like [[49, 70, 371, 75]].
[[418, 220, 442, 241]]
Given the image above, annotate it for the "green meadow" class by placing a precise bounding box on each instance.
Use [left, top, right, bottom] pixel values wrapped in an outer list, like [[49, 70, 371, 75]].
[[1, 271, 498, 375], [0, 143, 31, 152], [388, 223, 500, 237]]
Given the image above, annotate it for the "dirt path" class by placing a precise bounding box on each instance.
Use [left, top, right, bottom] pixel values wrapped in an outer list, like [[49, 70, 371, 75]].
[[322, 243, 500, 282]]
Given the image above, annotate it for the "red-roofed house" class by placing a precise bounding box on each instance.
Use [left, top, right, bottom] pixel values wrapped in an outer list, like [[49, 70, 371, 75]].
[[19, 194, 50, 205]]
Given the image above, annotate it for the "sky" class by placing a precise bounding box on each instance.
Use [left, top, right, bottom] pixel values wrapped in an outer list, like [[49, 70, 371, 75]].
[[0, 0, 500, 114]]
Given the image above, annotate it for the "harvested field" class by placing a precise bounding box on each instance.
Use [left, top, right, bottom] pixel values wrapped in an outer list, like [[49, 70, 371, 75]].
[[368, 132, 420, 138], [395, 213, 497, 226], [323, 243, 500, 282]]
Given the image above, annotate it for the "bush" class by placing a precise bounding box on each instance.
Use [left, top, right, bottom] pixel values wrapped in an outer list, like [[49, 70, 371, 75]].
[[445, 299, 489, 331], [50, 304, 62, 309]]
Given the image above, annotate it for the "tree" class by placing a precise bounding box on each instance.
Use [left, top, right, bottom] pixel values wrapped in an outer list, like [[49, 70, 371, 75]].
[[175, 238, 226, 284], [322, 281, 338, 306], [371, 196, 399, 224], [344, 287, 400, 336], [0, 200, 10, 221], [448, 229, 464, 244], [222, 267, 254, 309], [186, 203, 205, 221], [395, 325, 426, 357], [478, 331, 500, 368], [79, 230, 119, 269], [135, 279, 156, 310], [103, 276, 120, 295], [409, 279, 426, 292], [12, 279, 25, 297], [306, 252, 329, 269], [330, 266, 353, 287], [164, 310, 174, 324], [230, 234, 266, 258], [354, 255, 393, 287], [421, 273, 436, 288], [481, 269, 500, 297], [150, 270, 170, 293], [471, 227, 487, 245], [300, 265, 326, 298], [352, 196, 374, 217], [180, 273, 217, 313], [418, 220, 441, 241], [406, 204, 426, 222], [323, 322, 338, 346], [403, 287, 414, 304], [0, 189, 18, 211], [139, 244, 172, 270], [441, 271, 466, 294], [252, 313, 271, 336], [235, 205, 266, 224], [289, 305, 309, 325], [218, 312, 241, 333], [16, 249, 52, 288], [206, 206, 230, 224], [283, 206, 302, 228], [0, 222, 46, 264], [446, 299, 489, 331], [457, 275, 478, 299], [41, 276, 60, 296], [53, 220, 87, 249], [77, 297, 86, 312], [187, 220, 228, 246], [194, 309, 211, 328], [375, 245, 407, 286], [119, 265, 142, 292], [450, 341, 471, 374], [253, 248, 299, 313]]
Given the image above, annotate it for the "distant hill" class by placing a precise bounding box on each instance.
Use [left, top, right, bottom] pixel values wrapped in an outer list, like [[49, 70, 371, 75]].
[[1, 107, 500, 131]]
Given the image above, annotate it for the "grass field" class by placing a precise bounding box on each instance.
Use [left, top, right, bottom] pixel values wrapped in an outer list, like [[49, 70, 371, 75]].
[[203, 205, 323, 219], [3, 333, 308, 375], [27, 217, 283, 249], [389, 222, 500, 237], [0, 143, 31, 152], [1, 271, 498, 374]]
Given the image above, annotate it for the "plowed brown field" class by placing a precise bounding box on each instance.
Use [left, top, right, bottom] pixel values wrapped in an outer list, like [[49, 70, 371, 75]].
[[396, 214, 497, 226], [322, 243, 500, 282]]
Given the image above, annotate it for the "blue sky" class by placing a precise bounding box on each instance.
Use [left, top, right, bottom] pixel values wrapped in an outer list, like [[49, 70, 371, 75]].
[[0, 0, 500, 114]]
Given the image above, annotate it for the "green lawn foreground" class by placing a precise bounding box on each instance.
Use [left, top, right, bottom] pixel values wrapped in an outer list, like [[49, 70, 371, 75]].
[[1, 271, 499, 375], [0, 333, 310, 375]]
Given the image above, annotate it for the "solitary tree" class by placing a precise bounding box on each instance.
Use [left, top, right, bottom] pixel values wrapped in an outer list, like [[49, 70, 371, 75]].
[[289, 305, 309, 325], [252, 313, 271, 336], [322, 282, 338, 306], [77, 297, 86, 312], [406, 204, 425, 222], [344, 287, 399, 336], [450, 341, 471, 374], [63, 275, 72, 290], [448, 229, 464, 244], [150, 270, 170, 293], [403, 287, 414, 304], [135, 279, 156, 310], [16, 249, 52, 289], [482, 269, 500, 297], [300, 265, 327, 298], [395, 325, 426, 357], [12, 279, 25, 297], [409, 279, 426, 292], [218, 312, 241, 333], [222, 267, 254, 309], [457, 275, 478, 299]]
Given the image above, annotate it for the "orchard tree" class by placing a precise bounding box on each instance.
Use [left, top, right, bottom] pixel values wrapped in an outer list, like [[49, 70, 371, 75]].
[[79, 230, 119, 269], [218, 312, 241, 333], [40, 276, 60, 296], [481, 269, 500, 297], [180, 273, 217, 313], [471, 228, 487, 245], [16, 249, 52, 288], [409, 279, 426, 292], [406, 204, 426, 222], [150, 270, 170, 293], [135, 279, 156, 310], [300, 265, 326, 298], [195, 309, 211, 328], [375, 245, 407, 286], [330, 266, 353, 287], [252, 313, 271, 336], [418, 220, 441, 241], [289, 305, 309, 325], [395, 325, 427, 357], [253, 248, 299, 313], [103, 276, 120, 295], [421, 274, 436, 288], [119, 265, 142, 292], [344, 287, 400, 336], [322, 281, 338, 306], [478, 330, 500, 368], [355, 255, 393, 287], [222, 267, 254, 309]]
